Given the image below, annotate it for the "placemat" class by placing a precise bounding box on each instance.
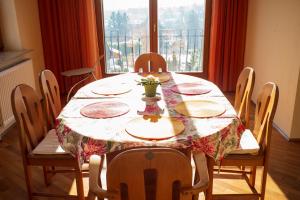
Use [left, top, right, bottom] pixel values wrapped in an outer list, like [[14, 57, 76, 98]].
[[175, 100, 226, 118], [125, 116, 185, 140], [80, 101, 130, 119], [92, 85, 131, 95], [170, 83, 212, 95]]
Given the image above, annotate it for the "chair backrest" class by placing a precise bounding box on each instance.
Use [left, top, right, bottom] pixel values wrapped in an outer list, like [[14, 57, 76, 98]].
[[106, 148, 193, 200], [134, 53, 167, 73], [39, 69, 62, 127], [11, 84, 47, 156], [253, 82, 279, 150], [234, 67, 255, 127]]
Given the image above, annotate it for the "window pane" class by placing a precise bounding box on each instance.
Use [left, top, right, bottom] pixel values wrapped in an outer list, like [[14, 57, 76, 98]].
[[103, 0, 149, 73], [158, 0, 205, 72]]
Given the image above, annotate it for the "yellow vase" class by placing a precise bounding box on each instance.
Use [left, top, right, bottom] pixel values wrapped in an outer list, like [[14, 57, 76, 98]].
[[144, 84, 158, 97]]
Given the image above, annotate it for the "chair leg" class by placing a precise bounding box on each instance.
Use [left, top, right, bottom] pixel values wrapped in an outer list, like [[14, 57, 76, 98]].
[[260, 165, 268, 200], [51, 166, 56, 176], [23, 165, 33, 200], [66, 75, 91, 102], [87, 191, 97, 200], [91, 72, 97, 80], [42, 166, 51, 186], [249, 166, 257, 188], [205, 156, 214, 200], [97, 155, 105, 200], [75, 167, 84, 200], [192, 168, 200, 200]]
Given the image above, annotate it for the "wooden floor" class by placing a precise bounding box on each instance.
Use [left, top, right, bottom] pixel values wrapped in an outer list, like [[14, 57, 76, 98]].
[[0, 94, 300, 199]]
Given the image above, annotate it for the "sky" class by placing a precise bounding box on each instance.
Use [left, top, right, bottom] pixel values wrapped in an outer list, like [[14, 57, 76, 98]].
[[104, 0, 205, 11]]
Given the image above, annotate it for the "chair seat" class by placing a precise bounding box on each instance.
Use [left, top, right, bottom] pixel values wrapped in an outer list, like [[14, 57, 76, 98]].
[[32, 129, 67, 155], [229, 129, 260, 154], [61, 67, 94, 77]]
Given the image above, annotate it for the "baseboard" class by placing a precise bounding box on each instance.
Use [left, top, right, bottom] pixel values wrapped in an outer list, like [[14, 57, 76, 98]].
[[272, 122, 300, 142], [272, 122, 290, 141], [288, 138, 300, 142], [0, 118, 16, 140]]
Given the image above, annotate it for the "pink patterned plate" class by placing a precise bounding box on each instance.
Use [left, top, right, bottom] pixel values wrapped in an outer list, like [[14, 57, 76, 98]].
[[170, 83, 212, 95], [80, 101, 130, 119]]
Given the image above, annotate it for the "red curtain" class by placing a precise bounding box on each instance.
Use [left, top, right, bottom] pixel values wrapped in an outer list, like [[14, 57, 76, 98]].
[[38, 0, 101, 94], [208, 0, 248, 92]]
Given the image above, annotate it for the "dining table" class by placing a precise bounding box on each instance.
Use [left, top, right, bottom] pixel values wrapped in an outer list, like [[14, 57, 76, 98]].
[[55, 72, 244, 200]]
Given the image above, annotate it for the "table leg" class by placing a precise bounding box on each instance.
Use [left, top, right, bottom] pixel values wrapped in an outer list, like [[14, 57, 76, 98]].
[[205, 156, 214, 200]]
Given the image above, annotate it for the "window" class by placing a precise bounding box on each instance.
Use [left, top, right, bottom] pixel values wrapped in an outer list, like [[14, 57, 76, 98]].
[[158, 0, 205, 72], [102, 0, 149, 73], [96, 0, 211, 77]]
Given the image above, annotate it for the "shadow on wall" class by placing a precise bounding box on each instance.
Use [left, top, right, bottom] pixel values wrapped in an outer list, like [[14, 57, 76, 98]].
[[290, 68, 300, 139], [0, 27, 3, 51]]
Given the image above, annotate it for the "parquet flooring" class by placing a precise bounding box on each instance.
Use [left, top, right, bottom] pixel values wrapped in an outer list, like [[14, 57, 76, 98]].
[[0, 93, 300, 199]]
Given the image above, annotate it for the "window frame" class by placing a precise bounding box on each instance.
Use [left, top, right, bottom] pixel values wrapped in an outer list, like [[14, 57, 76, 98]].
[[95, 0, 211, 78]]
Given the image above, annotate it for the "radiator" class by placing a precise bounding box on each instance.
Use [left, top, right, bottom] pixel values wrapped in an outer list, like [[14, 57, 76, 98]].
[[0, 59, 35, 138]]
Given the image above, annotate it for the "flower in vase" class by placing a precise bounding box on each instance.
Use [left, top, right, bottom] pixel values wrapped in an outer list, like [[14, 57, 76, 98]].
[[138, 75, 161, 97], [138, 75, 160, 86]]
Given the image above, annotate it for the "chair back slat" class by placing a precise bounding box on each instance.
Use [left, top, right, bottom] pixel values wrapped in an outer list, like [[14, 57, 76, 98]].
[[40, 70, 61, 127], [134, 53, 167, 73], [234, 67, 255, 127], [106, 148, 192, 200], [11, 84, 47, 154], [253, 82, 279, 148]]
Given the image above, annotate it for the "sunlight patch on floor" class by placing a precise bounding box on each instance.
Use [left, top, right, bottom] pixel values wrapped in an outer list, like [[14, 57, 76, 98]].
[[212, 166, 288, 200]]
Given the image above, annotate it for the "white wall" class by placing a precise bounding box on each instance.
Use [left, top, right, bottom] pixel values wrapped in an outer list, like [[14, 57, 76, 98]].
[[0, 0, 45, 92], [0, 0, 22, 50], [244, 0, 300, 138]]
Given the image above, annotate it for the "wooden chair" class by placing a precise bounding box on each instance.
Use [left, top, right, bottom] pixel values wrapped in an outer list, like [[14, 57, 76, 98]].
[[234, 67, 255, 128], [209, 82, 279, 200], [39, 69, 62, 128], [61, 55, 104, 101], [88, 148, 209, 200], [134, 52, 167, 73], [40, 69, 103, 183], [11, 84, 84, 200]]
